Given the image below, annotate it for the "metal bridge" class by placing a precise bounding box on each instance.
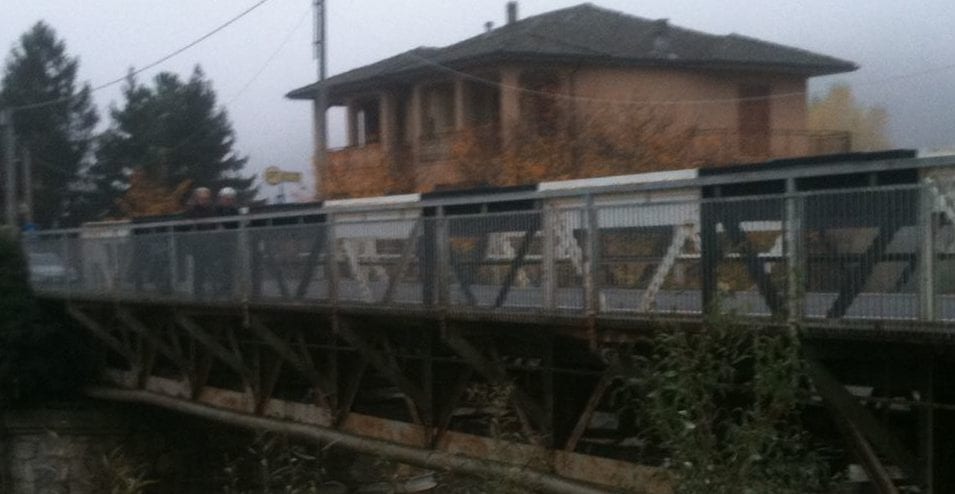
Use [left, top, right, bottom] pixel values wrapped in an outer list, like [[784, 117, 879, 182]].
[[23, 154, 955, 493]]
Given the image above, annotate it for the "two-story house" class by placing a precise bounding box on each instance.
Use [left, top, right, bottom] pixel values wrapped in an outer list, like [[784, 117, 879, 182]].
[[288, 2, 857, 199]]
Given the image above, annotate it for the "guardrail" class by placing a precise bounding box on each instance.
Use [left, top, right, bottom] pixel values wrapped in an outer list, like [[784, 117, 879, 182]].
[[21, 183, 955, 326]]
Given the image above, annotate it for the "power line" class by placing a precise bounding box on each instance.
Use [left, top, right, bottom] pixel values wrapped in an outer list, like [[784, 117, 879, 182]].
[[19, 3, 306, 181], [10, 0, 274, 113], [159, 7, 311, 158], [395, 42, 955, 108], [226, 7, 311, 106]]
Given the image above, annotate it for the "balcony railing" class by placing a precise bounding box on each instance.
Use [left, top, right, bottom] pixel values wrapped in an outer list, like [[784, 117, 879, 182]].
[[691, 129, 852, 165]]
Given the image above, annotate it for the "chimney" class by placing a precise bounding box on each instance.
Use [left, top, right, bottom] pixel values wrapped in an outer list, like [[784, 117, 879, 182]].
[[506, 2, 519, 24], [484, 21, 495, 32], [651, 19, 671, 57]]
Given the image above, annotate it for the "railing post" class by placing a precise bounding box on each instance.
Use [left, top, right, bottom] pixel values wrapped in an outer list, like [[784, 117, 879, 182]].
[[583, 195, 600, 315], [542, 205, 557, 311], [785, 179, 804, 326], [435, 207, 451, 308], [326, 213, 338, 305], [236, 217, 251, 304], [60, 233, 70, 298], [112, 234, 121, 300], [919, 181, 936, 322], [168, 228, 178, 298]]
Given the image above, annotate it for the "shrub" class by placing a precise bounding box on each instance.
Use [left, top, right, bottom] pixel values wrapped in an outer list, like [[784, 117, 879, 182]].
[[616, 311, 830, 494], [0, 230, 94, 406]]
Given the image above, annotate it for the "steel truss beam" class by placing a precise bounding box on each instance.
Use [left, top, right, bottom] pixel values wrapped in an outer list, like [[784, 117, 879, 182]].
[[248, 318, 334, 409], [443, 326, 549, 444], [807, 355, 919, 492], [86, 383, 638, 494], [335, 317, 431, 425], [65, 302, 706, 493]]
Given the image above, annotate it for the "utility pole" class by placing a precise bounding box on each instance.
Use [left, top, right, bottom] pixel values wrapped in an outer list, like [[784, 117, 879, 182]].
[[1, 109, 17, 228], [313, 0, 328, 199]]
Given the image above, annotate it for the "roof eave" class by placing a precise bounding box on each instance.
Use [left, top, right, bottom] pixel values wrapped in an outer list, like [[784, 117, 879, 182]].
[[286, 54, 857, 101]]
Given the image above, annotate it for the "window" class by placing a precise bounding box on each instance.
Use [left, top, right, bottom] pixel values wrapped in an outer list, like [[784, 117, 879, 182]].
[[356, 98, 381, 146], [738, 84, 771, 156], [521, 71, 562, 137], [423, 83, 455, 139]]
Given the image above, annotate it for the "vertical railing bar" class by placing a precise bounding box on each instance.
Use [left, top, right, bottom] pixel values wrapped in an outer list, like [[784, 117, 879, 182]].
[[583, 195, 599, 316], [785, 178, 804, 327], [61, 232, 70, 300], [542, 204, 557, 311], [919, 181, 937, 322], [168, 227, 179, 300], [112, 233, 120, 301], [436, 206, 451, 309], [326, 213, 338, 305], [237, 216, 251, 305]]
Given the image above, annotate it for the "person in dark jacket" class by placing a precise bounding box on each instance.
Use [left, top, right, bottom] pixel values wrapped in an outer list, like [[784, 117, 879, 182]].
[[186, 187, 216, 298], [215, 187, 240, 296]]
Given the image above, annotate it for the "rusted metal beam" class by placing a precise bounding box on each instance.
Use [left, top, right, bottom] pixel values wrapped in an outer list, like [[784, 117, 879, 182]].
[[381, 336, 427, 425], [115, 308, 191, 377], [175, 314, 254, 386], [66, 304, 137, 363], [85, 385, 625, 494], [542, 335, 555, 447], [336, 357, 367, 425], [564, 372, 614, 452], [432, 367, 474, 447], [255, 347, 285, 415], [443, 328, 547, 433], [920, 354, 935, 492], [137, 340, 157, 389], [807, 357, 917, 486], [248, 319, 333, 408], [335, 320, 429, 422]]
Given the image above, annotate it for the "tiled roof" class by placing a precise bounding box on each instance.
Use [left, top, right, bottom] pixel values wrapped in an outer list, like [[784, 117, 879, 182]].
[[288, 3, 856, 99]]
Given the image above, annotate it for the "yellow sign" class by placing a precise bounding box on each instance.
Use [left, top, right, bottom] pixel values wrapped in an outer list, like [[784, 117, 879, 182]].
[[264, 166, 303, 186]]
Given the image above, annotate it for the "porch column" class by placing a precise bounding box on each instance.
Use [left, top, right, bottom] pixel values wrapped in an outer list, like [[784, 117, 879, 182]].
[[380, 91, 398, 154], [312, 98, 328, 198], [346, 99, 358, 147], [410, 84, 424, 163], [454, 77, 468, 130], [499, 67, 521, 146]]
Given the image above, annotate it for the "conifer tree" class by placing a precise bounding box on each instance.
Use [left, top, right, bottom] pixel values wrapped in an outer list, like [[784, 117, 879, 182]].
[[0, 21, 99, 227], [92, 66, 254, 217]]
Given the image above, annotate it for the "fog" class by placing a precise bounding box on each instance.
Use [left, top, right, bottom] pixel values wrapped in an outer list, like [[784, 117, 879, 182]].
[[3, 0, 955, 199]]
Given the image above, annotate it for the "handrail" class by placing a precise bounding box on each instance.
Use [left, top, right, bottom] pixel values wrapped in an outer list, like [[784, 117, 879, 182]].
[[21, 159, 955, 238]]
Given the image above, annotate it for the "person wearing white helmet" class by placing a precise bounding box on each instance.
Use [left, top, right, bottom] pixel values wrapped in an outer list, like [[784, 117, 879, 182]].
[[215, 186, 240, 296], [216, 187, 239, 216]]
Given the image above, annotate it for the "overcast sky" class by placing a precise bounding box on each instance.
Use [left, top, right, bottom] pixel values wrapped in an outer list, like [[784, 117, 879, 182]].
[[3, 0, 955, 199]]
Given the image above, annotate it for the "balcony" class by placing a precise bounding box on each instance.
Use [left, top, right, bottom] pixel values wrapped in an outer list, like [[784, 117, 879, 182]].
[[325, 143, 406, 199], [322, 128, 854, 199]]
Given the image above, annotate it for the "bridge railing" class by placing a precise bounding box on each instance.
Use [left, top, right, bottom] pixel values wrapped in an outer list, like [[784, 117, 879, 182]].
[[21, 183, 955, 326]]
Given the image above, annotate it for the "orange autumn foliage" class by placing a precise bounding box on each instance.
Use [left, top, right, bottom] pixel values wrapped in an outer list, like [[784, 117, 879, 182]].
[[115, 168, 192, 218], [320, 144, 404, 200], [321, 100, 728, 199], [451, 102, 700, 188]]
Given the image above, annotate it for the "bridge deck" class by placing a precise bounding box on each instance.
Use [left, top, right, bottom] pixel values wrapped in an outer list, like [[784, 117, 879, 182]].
[[23, 179, 955, 493], [25, 182, 955, 333]]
